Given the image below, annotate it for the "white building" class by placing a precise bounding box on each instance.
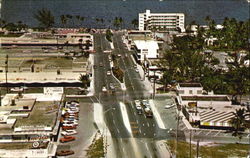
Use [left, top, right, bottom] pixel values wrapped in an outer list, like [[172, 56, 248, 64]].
[[176, 83, 204, 96], [139, 10, 185, 32], [133, 40, 159, 62]]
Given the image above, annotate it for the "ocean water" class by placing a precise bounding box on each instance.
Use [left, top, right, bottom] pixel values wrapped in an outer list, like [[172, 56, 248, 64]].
[[1, 0, 249, 28]]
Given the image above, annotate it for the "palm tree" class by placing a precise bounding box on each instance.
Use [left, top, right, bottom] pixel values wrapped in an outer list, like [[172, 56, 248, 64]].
[[230, 108, 246, 140], [66, 14, 73, 27], [76, 15, 81, 27], [80, 16, 85, 27], [131, 19, 138, 29], [60, 15, 67, 28], [113, 17, 122, 30], [34, 8, 55, 29], [0, 19, 7, 28], [79, 74, 90, 89]]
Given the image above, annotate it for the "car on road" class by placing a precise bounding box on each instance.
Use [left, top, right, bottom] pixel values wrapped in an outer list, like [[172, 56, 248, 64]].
[[102, 86, 107, 92], [99, 62, 103, 67], [61, 130, 78, 136], [107, 71, 111, 76], [93, 65, 97, 69], [134, 100, 141, 106], [60, 136, 76, 143], [164, 104, 175, 109], [110, 83, 115, 90], [104, 50, 112, 53], [142, 100, 150, 108], [117, 54, 121, 57], [144, 107, 153, 118], [56, 150, 75, 156], [135, 104, 143, 115]]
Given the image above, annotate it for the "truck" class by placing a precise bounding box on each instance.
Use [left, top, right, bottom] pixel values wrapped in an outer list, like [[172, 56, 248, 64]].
[[144, 107, 153, 118]]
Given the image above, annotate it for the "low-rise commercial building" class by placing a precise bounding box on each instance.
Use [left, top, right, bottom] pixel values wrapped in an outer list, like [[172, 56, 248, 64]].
[[139, 10, 185, 32], [0, 88, 63, 157], [176, 83, 244, 129]]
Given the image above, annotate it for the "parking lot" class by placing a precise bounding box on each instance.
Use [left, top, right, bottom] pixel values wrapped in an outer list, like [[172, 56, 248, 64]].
[[57, 99, 97, 157], [153, 95, 177, 129]]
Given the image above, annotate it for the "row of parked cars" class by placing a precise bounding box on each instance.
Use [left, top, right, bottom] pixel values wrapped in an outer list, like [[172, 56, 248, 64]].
[[134, 100, 153, 118], [56, 100, 80, 156]]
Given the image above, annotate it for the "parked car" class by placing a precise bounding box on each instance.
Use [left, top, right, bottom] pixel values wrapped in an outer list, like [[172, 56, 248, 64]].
[[62, 125, 77, 130], [107, 71, 111, 76], [56, 150, 74, 156], [60, 136, 76, 143], [164, 104, 175, 109], [61, 130, 78, 136], [102, 86, 107, 92]]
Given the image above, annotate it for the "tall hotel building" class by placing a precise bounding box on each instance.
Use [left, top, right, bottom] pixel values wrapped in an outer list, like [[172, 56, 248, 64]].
[[139, 10, 185, 32]]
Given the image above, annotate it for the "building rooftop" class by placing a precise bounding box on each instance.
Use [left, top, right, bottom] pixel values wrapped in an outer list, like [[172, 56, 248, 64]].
[[179, 83, 202, 88], [134, 40, 159, 50], [181, 95, 230, 102]]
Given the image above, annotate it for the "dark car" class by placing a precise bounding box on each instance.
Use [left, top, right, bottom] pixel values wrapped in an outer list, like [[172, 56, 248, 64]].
[[56, 150, 74, 156]]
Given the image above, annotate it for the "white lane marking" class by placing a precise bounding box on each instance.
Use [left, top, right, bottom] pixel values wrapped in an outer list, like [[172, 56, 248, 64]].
[[181, 126, 186, 130], [206, 131, 212, 136], [136, 120, 139, 124], [214, 131, 221, 137], [119, 102, 132, 134], [153, 123, 155, 127], [144, 133, 146, 136], [197, 131, 202, 135], [117, 128, 120, 134], [147, 123, 150, 127], [139, 128, 142, 133]]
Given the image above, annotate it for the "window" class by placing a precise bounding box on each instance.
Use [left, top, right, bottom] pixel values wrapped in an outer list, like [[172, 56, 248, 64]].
[[189, 90, 193, 94], [179, 90, 184, 94], [197, 90, 202, 94]]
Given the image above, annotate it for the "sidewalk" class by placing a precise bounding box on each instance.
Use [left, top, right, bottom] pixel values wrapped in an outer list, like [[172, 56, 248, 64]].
[[155, 140, 173, 158]]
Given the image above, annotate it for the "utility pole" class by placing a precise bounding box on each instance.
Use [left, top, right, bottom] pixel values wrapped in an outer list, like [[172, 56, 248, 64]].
[[5, 55, 8, 93], [196, 140, 199, 158], [190, 130, 192, 158], [153, 70, 156, 99], [175, 110, 180, 158]]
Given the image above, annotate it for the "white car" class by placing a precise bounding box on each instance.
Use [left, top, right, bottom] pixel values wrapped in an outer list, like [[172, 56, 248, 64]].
[[10, 87, 23, 92], [61, 130, 78, 136], [107, 71, 111, 76], [63, 120, 78, 124], [102, 86, 107, 92], [164, 104, 175, 109], [134, 100, 141, 106]]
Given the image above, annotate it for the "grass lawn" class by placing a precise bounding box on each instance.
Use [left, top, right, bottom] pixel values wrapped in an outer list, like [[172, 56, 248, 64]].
[[166, 140, 249, 158], [86, 136, 105, 158]]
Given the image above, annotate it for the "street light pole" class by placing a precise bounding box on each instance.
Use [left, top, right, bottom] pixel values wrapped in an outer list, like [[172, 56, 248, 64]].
[[5, 55, 8, 93]]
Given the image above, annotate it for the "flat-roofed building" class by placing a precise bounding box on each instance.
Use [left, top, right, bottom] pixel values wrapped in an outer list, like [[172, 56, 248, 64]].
[[176, 83, 204, 96], [133, 40, 159, 62], [139, 10, 185, 32], [0, 90, 63, 157]]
